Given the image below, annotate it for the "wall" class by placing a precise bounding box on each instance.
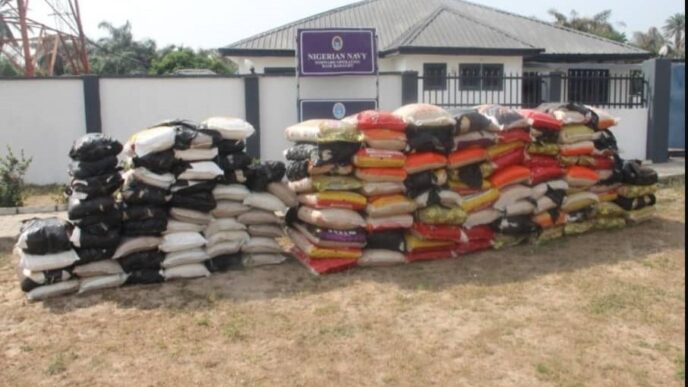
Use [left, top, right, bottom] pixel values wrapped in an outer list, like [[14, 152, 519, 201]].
[[669, 63, 685, 150], [606, 107, 649, 161], [100, 77, 245, 141], [0, 79, 86, 184]]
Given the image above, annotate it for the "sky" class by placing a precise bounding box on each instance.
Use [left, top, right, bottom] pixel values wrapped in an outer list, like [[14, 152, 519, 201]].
[[27, 0, 686, 50]]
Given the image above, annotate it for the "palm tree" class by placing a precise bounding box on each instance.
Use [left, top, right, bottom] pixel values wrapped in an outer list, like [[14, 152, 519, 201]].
[[632, 27, 667, 56], [89, 21, 157, 74], [663, 13, 685, 58]]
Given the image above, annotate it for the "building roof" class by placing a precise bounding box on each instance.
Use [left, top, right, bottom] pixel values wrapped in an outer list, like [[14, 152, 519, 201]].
[[219, 0, 649, 61]]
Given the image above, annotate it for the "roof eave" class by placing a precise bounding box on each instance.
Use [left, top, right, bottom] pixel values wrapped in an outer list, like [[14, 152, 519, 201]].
[[528, 53, 653, 63], [219, 48, 295, 57], [380, 46, 543, 57]]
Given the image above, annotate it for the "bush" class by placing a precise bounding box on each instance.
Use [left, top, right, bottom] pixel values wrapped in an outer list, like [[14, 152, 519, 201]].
[[0, 147, 32, 207]]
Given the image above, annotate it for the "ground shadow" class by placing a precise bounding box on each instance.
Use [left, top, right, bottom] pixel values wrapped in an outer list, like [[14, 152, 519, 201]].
[[3, 214, 676, 314]]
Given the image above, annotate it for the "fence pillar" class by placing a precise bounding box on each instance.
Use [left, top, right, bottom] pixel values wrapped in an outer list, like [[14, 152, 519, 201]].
[[547, 72, 564, 103], [82, 75, 102, 133], [641, 58, 671, 163], [244, 76, 261, 159], [401, 71, 419, 105]]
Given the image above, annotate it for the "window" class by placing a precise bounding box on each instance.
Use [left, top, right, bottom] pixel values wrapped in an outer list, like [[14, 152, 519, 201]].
[[629, 69, 645, 96], [522, 72, 543, 108], [459, 63, 504, 91], [423, 63, 447, 91], [567, 69, 610, 105], [264, 67, 296, 75]]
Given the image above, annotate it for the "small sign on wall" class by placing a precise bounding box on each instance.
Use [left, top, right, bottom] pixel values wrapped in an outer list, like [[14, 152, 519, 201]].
[[297, 28, 377, 76], [299, 99, 378, 121]]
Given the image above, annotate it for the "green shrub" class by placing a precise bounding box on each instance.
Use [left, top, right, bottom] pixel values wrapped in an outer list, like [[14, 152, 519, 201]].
[[0, 147, 32, 207]]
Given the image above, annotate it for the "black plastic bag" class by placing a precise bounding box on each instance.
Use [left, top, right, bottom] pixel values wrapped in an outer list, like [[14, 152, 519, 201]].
[[121, 205, 167, 221], [75, 246, 116, 263], [125, 269, 165, 285], [68, 156, 118, 179], [170, 180, 216, 195], [69, 133, 123, 162], [621, 160, 658, 186], [71, 209, 121, 228], [449, 108, 493, 134], [405, 125, 454, 154], [217, 139, 246, 155], [285, 144, 317, 161], [316, 142, 361, 165], [68, 196, 116, 220], [566, 207, 596, 223], [121, 180, 169, 206], [18, 217, 73, 255], [20, 269, 72, 292], [68, 172, 122, 200], [366, 230, 405, 252], [246, 161, 286, 192], [170, 191, 216, 212], [174, 126, 198, 150], [457, 163, 485, 190], [73, 228, 120, 249], [615, 194, 656, 211], [492, 215, 540, 235], [405, 170, 444, 197], [77, 220, 120, 236], [594, 129, 619, 153], [286, 160, 309, 182], [118, 250, 165, 272], [122, 218, 167, 236], [132, 149, 176, 174], [205, 254, 244, 273], [544, 188, 567, 208]]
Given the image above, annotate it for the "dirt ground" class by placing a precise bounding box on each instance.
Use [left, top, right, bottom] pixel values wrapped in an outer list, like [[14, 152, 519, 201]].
[[0, 184, 684, 387]]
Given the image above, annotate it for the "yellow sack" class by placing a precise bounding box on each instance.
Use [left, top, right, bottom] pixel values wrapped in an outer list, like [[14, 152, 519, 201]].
[[461, 188, 500, 213], [487, 141, 525, 159], [404, 233, 454, 252], [417, 205, 467, 225], [617, 184, 658, 199]]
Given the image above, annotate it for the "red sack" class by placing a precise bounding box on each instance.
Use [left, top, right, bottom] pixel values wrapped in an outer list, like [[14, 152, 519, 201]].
[[448, 147, 488, 169], [498, 128, 532, 144], [292, 248, 358, 276], [489, 165, 531, 189], [455, 239, 493, 255], [463, 225, 495, 241], [406, 249, 457, 262], [593, 155, 615, 170], [519, 109, 562, 131], [524, 154, 559, 168], [491, 147, 525, 171], [531, 166, 565, 185], [411, 223, 465, 241], [356, 110, 406, 131]]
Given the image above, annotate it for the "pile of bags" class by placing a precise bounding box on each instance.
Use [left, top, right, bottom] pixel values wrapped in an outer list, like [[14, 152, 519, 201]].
[[15, 117, 296, 300], [283, 103, 659, 275]]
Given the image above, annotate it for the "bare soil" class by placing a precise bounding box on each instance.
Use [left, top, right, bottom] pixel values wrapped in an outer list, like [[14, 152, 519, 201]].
[[0, 185, 684, 387]]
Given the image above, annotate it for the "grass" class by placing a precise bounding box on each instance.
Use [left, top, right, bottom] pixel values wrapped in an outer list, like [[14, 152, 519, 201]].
[[0, 183, 684, 386], [21, 184, 67, 206]]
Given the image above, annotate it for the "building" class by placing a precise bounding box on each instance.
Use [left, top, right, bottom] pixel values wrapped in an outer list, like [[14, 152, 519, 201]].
[[219, 0, 650, 80]]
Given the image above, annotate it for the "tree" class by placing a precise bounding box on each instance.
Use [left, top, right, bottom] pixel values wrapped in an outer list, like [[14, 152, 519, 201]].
[[632, 27, 667, 56], [664, 13, 685, 58], [89, 21, 157, 75], [150, 47, 236, 75], [0, 57, 18, 76], [549, 9, 627, 43]]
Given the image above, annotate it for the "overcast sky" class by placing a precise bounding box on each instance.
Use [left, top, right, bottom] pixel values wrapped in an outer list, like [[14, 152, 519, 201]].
[[29, 0, 686, 49]]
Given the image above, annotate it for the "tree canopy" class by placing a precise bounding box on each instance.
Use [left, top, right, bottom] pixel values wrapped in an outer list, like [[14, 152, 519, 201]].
[[663, 13, 685, 58], [548, 9, 627, 43]]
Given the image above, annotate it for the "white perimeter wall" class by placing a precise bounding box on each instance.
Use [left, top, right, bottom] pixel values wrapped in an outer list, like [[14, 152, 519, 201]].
[[0, 75, 648, 185], [100, 78, 245, 142], [0, 80, 86, 184]]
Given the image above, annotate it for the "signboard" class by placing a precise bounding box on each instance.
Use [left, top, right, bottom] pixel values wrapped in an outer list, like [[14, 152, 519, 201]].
[[299, 99, 378, 121], [297, 28, 377, 76]]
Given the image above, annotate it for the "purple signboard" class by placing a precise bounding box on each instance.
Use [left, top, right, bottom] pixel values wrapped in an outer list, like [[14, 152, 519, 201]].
[[297, 28, 377, 76], [300, 99, 377, 121]]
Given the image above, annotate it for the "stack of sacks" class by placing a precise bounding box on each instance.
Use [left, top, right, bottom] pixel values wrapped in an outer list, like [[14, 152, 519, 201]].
[[159, 119, 222, 281], [394, 104, 460, 262], [519, 109, 568, 244], [615, 159, 659, 224], [467, 106, 537, 249], [285, 119, 366, 275], [67, 134, 129, 293], [15, 218, 80, 301], [351, 111, 410, 267], [535, 104, 600, 236], [116, 124, 177, 285]]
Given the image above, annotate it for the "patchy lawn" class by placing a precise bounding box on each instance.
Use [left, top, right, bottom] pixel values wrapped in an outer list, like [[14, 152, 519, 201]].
[[0, 184, 684, 386]]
